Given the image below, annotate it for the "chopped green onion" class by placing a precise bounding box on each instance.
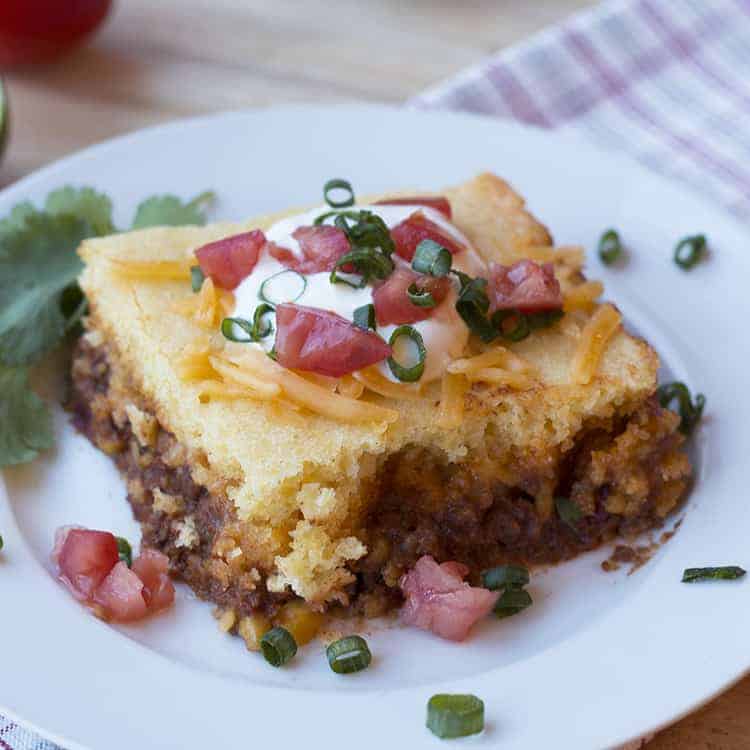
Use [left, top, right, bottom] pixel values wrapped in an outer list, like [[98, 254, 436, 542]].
[[494, 587, 533, 618], [330, 247, 394, 289], [0, 534, 4, 552], [387, 325, 426, 382], [221, 305, 274, 344], [491, 309, 530, 342], [259, 269, 307, 305], [656, 381, 705, 436], [116, 536, 132, 567], [481, 564, 530, 591], [426, 694, 484, 739], [190, 265, 205, 293], [674, 234, 707, 270], [682, 566, 746, 583], [598, 229, 623, 265], [527, 308, 564, 330], [353, 304, 376, 331], [323, 178, 355, 209], [334, 210, 395, 258], [260, 626, 297, 667], [453, 271, 497, 343], [407, 282, 436, 308], [412, 239, 452, 277], [326, 635, 372, 674], [556, 496, 583, 535]]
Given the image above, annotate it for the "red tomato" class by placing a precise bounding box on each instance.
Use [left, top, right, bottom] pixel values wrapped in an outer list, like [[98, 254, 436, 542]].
[[195, 230, 265, 290], [0, 0, 113, 67], [274, 303, 391, 377], [373, 268, 451, 326]]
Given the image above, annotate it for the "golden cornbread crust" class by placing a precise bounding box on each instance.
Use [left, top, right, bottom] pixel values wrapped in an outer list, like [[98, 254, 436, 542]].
[[73, 173, 693, 618]]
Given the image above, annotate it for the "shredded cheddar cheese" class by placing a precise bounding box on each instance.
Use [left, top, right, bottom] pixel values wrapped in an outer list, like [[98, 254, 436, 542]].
[[438, 372, 467, 428], [448, 346, 535, 377], [570, 303, 622, 385], [353, 366, 424, 401], [109, 258, 194, 281], [564, 280, 604, 313]]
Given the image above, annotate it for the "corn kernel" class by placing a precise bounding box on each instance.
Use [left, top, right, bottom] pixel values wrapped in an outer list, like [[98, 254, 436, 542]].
[[238, 614, 271, 652]]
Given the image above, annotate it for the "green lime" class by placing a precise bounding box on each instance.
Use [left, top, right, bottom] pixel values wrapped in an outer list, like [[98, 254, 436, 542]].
[[0, 80, 8, 162]]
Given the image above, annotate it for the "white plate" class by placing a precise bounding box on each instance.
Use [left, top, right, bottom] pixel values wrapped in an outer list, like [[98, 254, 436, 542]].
[[1, 105, 747, 750]]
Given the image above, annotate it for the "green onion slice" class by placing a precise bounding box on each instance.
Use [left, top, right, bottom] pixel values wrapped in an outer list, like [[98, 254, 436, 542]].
[[330, 247, 394, 289], [353, 304, 376, 331], [426, 694, 484, 739], [656, 381, 705, 436], [674, 234, 707, 270], [323, 178, 355, 209], [494, 587, 533, 618], [221, 304, 274, 344], [0, 533, 5, 551], [481, 565, 530, 591], [190, 265, 205, 293], [491, 309, 530, 342], [412, 239, 452, 277], [598, 229, 623, 265], [682, 566, 746, 583], [453, 271, 497, 343], [260, 626, 297, 667], [259, 270, 307, 305], [326, 635, 372, 674], [387, 325, 426, 382], [556, 496, 583, 535], [407, 282, 436, 308], [116, 536, 133, 567]]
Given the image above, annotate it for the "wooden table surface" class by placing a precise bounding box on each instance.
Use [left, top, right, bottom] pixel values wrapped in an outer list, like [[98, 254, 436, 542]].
[[2, 2, 747, 747]]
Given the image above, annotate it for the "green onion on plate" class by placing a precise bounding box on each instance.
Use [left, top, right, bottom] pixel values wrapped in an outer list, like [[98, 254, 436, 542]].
[[426, 694, 484, 739], [260, 626, 297, 667], [326, 635, 372, 674]]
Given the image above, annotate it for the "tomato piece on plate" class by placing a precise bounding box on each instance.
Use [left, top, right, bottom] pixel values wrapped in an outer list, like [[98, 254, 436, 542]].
[[268, 225, 350, 274], [0, 0, 113, 67], [373, 267, 452, 326], [93, 562, 149, 622], [400, 555, 499, 642], [489, 260, 562, 313], [55, 528, 120, 601], [374, 196, 452, 219], [275, 303, 391, 377], [132, 549, 175, 613], [390, 211, 466, 262], [195, 229, 265, 290]]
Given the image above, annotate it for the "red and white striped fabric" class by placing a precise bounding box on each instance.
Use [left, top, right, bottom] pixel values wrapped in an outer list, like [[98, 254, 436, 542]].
[[412, 0, 750, 221]]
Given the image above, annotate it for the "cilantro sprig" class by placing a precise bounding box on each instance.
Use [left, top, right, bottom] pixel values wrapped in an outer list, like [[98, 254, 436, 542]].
[[0, 186, 214, 467]]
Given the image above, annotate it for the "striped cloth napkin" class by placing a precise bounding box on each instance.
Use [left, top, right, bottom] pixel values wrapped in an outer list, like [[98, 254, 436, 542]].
[[412, 0, 750, 222], [3, 0, 747, 748]]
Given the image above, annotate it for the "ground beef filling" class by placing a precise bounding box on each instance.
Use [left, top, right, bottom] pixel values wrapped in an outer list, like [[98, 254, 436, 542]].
[[69, 338, 691, 620]]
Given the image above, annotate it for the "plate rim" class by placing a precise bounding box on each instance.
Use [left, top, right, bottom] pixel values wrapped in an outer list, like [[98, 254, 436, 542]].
[[2, 102, 749, 750]]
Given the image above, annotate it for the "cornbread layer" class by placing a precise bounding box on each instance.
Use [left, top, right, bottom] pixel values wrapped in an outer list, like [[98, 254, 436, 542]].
[[70, 337, 691, 619], [76, 173, 674, 605]]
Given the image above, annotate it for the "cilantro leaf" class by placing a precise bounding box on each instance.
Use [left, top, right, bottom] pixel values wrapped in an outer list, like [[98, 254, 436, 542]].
[[0, 364, 54, 467], [45, 186, 115, 236], [0, 201, 40, 241], [0, 213, 92, 366], [131, 190, 216, 229]]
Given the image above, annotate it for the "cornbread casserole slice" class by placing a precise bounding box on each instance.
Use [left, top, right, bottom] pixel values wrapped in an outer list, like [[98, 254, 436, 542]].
[[70, 173, 691, 642]]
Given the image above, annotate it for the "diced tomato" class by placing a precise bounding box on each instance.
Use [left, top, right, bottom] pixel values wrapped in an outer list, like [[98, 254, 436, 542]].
[[52, 526, 175, 623], [275, 303, 391, 377], [56, 528, 120, 601], [132, 549, 175, 613], [390, 211, 466, 262], [93, 562, 149, 623], [400, 555, 499, 642], [195, 229, 265, 290], [268, 225, 350, 274], [488, 260, 562, 313], [375, 196, 452, 219], [373, 268, 452, 326]]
